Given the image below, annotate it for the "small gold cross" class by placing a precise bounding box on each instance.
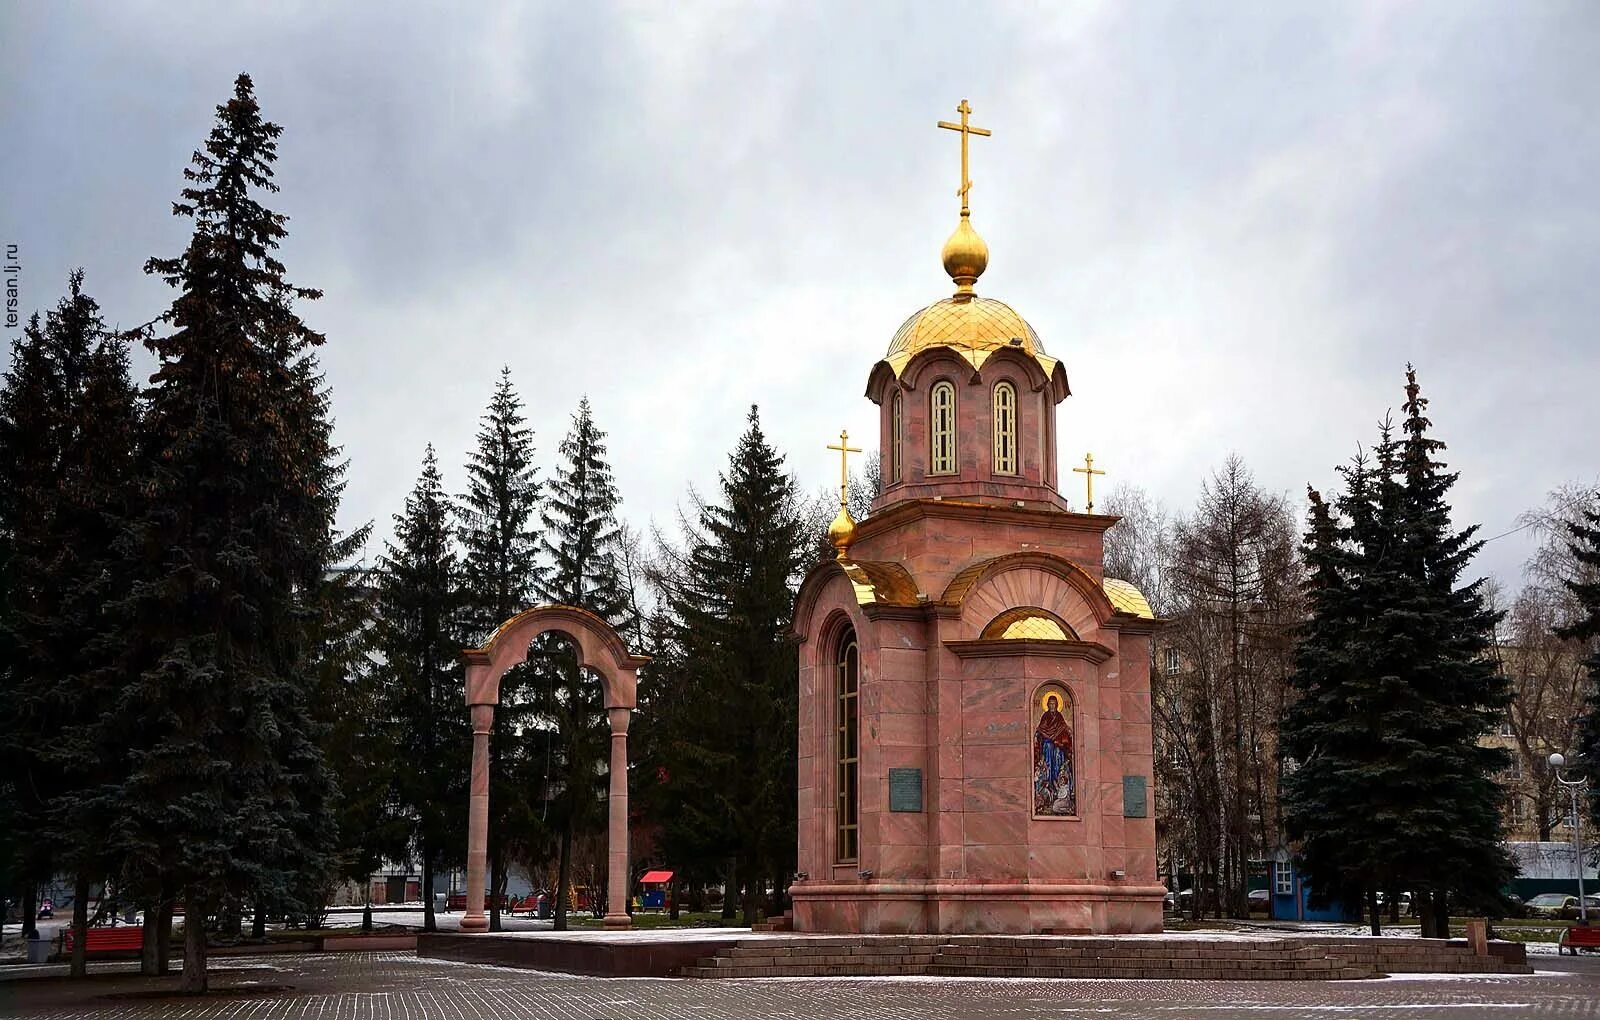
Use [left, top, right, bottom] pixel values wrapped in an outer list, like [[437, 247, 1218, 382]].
[[827, 429, 863, 507], [937, 99, 991, 215], [1072, 453, 1106, 513]]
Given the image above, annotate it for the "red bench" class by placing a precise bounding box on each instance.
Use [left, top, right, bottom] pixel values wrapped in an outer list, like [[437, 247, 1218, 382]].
[[1559, 924, 1600, 955], [61, 926, 144, 957]]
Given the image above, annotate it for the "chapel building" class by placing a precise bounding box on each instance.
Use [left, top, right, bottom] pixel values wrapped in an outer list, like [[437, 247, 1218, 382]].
[[790, 102, 1163, 935]]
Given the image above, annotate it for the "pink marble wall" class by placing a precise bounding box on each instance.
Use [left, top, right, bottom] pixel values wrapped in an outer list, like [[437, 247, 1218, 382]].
[[793, 549, 1163, 936], [851, 508, 1111, 606], [871, 348, 1068, 511]]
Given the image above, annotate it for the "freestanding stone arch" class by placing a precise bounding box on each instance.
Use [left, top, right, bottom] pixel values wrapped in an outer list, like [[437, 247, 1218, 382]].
[[460, 604, 649, 932]]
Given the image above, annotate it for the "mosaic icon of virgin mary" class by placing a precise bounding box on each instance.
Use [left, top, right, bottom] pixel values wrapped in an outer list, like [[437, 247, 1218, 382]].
[[1034, 691, 1075, 815]]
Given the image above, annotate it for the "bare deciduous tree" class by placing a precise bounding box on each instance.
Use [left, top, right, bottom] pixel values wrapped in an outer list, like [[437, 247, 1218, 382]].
[[1493, 483, 1600, 839], [1131, 456, 1301, 919]]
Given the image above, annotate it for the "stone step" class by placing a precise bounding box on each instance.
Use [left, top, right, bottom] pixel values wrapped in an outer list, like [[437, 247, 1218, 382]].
[[935, 946, 1330, 960], [722, 943, 939, 958], [696, 955, 937, 969], [925, 965, 1375, 981], [750, 911, 795, 933], [682, 935, 1529, 980], [942, 953, 1336, 964], [683, 963, 930, 978]]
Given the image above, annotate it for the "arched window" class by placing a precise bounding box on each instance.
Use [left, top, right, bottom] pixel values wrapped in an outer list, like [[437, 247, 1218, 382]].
[[992, 381, 1017, 475], [929, 381, 957, 475], [889, 390, 904, 483], [836, 629, 860, 863]]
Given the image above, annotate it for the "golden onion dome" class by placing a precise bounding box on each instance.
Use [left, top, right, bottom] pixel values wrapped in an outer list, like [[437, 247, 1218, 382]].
[[827, 503, 857, 560], [942, 213, 989, 293]]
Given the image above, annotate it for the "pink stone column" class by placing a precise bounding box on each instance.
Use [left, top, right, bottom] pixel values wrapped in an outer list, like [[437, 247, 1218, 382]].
[[461, 703, 494, 933], [603, 706, 633, 929]]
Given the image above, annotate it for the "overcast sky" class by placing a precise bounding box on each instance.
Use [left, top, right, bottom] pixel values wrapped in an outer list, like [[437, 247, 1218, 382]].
[[3, 2, 1596, 592]]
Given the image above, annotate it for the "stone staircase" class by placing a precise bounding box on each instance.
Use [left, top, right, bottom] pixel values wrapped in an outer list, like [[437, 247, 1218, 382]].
[[683, 936, 943, 978], [750, 910, 794, 933], [681, 934, 1531, 980]]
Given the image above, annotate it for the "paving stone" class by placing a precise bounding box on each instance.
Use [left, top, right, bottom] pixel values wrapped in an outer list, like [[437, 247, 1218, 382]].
[[7, 950, 1590, 1020]]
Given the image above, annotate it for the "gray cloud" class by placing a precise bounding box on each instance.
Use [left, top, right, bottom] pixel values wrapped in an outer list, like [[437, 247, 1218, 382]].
[[3, 1, 1595, 589]]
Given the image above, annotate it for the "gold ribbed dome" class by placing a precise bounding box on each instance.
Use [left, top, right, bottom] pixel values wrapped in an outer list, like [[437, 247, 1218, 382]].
[[882, 295, 1060, 381]]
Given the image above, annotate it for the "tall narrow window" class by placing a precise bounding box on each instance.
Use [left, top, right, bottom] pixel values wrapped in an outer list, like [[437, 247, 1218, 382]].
[[836, 631, 859, 863], [890, 390, 904, 483], [930, 381, 956, 475], [992, 381, 1017, 475]]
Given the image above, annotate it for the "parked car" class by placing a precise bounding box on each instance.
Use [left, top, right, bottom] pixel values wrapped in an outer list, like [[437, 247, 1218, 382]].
[[1247, 888, 1271, 911], [1524, 893, 1600, 920], [1372, 891, 1413, 909]]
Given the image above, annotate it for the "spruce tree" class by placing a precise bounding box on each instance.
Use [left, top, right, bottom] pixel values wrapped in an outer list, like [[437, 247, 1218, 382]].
[[1283, 368, 1511, 938], [0, 311, 64, 943], [1389, 368, 1511, 935], [661, 406, 806, 923], [458, 366, 541, 930], [1280, 485, 1369, 921], [1555, 491, 1600, 827], [460, 366, 542, 640], [1284, 439, 1410, 934], [534, 397, 625, 929], [630, 605, 711, 917], [48, 277, 142, 973], [377, 446, 467, 933], [312, 559, 406, 934], [0, 274, 142, 971], [109, 74, 342, 992], [540, 397, 627, 621]]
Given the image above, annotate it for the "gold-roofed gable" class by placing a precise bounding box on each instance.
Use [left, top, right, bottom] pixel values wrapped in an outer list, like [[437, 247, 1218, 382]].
[[1102, 577, 1156, 620], [981, 606, 1077, 641], [838, 560, 921, 607], [1005, 616, 1068, 640]]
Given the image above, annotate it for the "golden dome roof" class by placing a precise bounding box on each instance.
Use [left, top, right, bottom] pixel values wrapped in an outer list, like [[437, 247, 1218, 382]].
[[882, 295, 1060, 380]]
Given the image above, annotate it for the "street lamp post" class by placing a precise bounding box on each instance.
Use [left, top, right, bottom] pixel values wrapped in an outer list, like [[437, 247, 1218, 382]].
[[1549, 752, 1589, 925]]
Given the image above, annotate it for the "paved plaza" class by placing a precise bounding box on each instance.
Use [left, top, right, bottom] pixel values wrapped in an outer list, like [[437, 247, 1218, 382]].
[[2, 950, 1597, 1019]]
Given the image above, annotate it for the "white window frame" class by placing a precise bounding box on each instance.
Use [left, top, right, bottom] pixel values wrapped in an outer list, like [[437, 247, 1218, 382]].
[[890, 390, 903, 484], [930, 381, 957, 475], [991, 381, 1017, 475], [836, 632, 860, 864]]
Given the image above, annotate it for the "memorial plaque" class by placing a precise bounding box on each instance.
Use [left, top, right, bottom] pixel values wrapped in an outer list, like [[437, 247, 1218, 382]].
[[1123, 775, 1148, 818], [888, 768, 923, 813]]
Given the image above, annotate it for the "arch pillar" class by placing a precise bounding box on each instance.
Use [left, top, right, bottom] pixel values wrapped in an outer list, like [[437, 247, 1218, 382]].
[[603, 707, 632, 928], [462, 701, 495, 932], [458, 605, 648, 935]]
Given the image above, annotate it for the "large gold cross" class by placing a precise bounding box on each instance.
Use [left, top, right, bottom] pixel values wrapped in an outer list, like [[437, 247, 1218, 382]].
[[827, 429, 863, 506], [938, 99, 991, 214], [1072, 452, 1106, 513]]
